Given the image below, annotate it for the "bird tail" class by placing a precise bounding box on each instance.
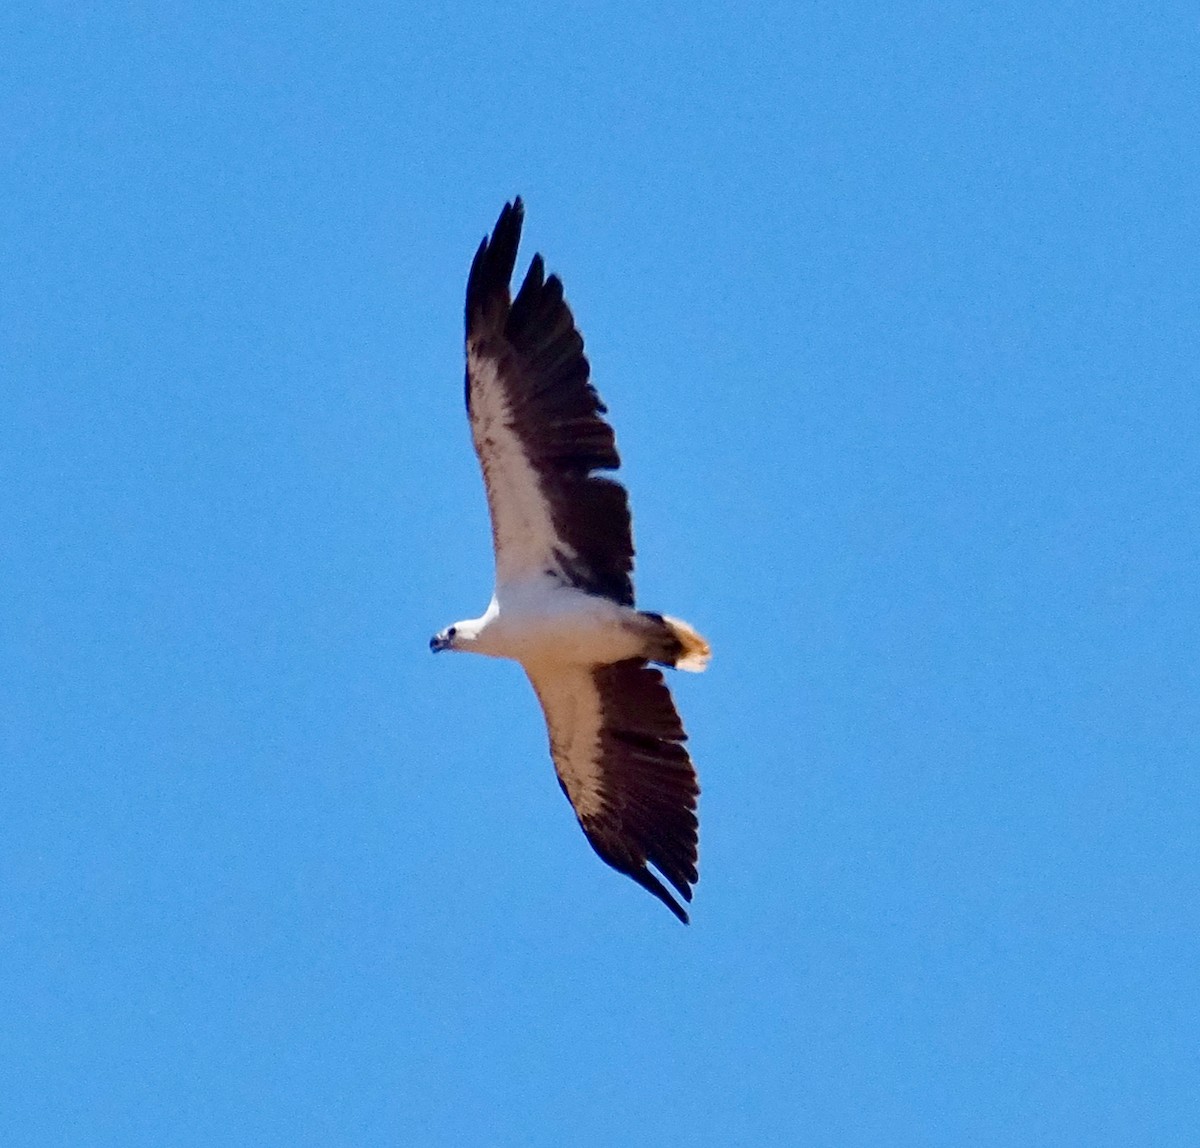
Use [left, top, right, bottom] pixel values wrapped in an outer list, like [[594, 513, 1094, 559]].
[[640, 612, 712, 672]]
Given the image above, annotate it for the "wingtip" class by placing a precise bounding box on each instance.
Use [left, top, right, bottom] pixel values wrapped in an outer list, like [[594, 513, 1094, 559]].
[[496, 195, 525, 236], [628, 864, 692, 925], [466, 198, 527, 332]]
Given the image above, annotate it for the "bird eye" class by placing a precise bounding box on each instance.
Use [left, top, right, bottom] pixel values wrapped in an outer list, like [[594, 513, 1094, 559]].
[[447, 626, 457, 639]]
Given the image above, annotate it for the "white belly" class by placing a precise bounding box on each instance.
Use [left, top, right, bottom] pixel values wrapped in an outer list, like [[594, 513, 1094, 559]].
[[476, 583, 645, 666]]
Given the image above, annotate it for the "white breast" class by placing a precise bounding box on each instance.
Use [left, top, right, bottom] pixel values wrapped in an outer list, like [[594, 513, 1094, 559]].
[[478, 580, 646, 667]]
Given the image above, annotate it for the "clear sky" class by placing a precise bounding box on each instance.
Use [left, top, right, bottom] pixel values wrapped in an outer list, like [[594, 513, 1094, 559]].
[[3, 2, 1198, 1145]]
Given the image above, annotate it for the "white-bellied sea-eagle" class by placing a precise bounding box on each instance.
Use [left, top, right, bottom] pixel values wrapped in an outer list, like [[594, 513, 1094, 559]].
[[430, 199, 710, 923]]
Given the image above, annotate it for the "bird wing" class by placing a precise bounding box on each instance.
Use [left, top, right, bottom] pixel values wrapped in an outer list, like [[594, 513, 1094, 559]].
[[464, 198, 635, 605], [524, 658, 700, 923]]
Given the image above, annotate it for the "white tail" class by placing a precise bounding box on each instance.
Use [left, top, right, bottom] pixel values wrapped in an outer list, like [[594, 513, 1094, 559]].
[[663, 616, 712, 672]]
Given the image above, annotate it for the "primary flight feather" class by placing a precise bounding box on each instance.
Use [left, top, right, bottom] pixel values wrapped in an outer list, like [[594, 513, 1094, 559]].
[[431, 199, 710, 923]]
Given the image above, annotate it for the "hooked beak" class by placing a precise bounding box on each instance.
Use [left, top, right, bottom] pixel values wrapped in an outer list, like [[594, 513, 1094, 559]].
[[430, 634, 449, 653]]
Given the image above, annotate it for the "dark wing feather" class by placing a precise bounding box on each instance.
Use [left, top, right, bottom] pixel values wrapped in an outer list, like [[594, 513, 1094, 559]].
[[465, 198, 635, 605], [529, 658, 699, 923], [581, 660, 699, 923]]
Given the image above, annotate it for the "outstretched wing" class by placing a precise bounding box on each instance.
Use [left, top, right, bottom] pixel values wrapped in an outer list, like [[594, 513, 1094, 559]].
[[464, 198, 635, 605], [525, 658, 700, 923]]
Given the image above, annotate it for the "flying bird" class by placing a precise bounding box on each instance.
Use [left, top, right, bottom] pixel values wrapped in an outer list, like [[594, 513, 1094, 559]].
[[431, 199, 710, 923]]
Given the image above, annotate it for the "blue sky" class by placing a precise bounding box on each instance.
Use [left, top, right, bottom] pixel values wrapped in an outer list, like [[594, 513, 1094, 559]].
[[3, 2, 1198, 1144]]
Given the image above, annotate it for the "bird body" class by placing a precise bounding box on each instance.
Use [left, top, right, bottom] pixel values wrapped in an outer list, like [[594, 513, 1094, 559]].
[[437, 579, 705, 670]]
